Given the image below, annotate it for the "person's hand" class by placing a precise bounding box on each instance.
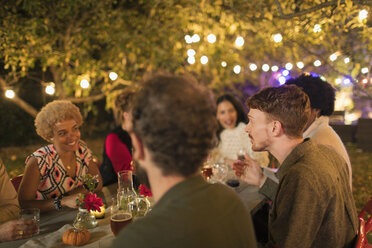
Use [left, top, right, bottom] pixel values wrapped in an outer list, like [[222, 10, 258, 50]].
[[232, 154, 267, 187], [0, 219, 38, 242], [61, 194, 79, 209]]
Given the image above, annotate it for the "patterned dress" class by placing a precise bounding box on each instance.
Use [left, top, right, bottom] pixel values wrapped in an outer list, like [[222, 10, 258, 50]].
[[26, 140, 92, 200]]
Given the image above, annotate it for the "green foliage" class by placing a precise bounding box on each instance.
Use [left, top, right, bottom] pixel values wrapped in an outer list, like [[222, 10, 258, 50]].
[[0, 0, 371, 116]]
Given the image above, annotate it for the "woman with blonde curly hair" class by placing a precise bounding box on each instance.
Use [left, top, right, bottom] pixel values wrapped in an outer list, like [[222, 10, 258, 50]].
[[18, 100, 102, 213]]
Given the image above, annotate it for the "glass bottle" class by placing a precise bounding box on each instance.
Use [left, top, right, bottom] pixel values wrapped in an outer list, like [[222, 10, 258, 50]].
[[73, 208, 98, 229]]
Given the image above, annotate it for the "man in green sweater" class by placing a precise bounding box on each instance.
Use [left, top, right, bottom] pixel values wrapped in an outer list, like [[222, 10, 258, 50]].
[[110, 74, 257, 248], [234, 85, 358, 247]]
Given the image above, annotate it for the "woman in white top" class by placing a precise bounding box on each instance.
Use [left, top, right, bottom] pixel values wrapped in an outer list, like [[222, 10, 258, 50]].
[[215, 94, 269, 167]]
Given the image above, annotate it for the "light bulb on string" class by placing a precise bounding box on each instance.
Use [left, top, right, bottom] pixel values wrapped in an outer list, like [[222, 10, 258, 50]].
[[272, 33, 282, 43], [314, 60, 321, 67], [184, 35, 192, 44], [235, 36, 244, 47], [187, 49, 196, 57], [343, 78, 351, 86], [271, 65, 279, 72], [262, 64, 270, 72], [344, 57, 350, 64], [80, 79, 90, 89], [109, 72, 118, 81], [249, 63, 257, 71], [233, 65, 241, 74], [296, 62, 304, 69], [282, 70, 289, 76], [5, 89, 15, 99], [361, 67, 369, 74], [329, 53, 337, 62], [285, 63, 293, 70], [362, 78, 368, 85], [191, 34, 200, 43], [359, 9, 368, 21], [278, 76, 286, 85], [221, 61, 227, 67], [187, 56, 195, 64], [45, 83, 55, 95], [207, 34, 216, 43], [335, 78, 342, 85], [200, 56, 208, 65], [313, 24, 322, 33]]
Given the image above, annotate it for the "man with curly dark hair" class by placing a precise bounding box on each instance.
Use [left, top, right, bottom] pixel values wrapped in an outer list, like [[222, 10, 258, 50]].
[[286, 74, 352, 188], [111, 74, 257, 248]]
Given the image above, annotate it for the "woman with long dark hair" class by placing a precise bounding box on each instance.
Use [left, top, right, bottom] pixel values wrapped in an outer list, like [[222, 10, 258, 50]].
[[215, 94, 269, 166]]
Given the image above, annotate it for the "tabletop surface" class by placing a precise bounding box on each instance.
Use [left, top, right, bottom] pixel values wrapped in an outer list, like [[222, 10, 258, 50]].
[[0, 181, 265, 248]]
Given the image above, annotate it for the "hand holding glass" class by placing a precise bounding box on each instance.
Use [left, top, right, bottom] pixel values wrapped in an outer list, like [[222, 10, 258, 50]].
[[19, 208, 40, 234]]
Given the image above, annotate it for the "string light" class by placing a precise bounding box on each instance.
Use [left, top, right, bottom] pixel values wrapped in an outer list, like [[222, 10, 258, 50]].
[[296, 62, 304, 69], [343, 78, 351, 86], [361, 67, 369, 74], [278, 76, 286, 85], [235, 36, 244, 47], [344, 57, 350, 64], [184, 35, 192, 44], [282, 70, 289, 76], [109, 72, 118, 81], [221, 61, 227, 67], [313, 24, 322, 33], [335, 78, 342, 85], [359, 9, 368, 21], [329, 53, 337, 62], [187, 56, 195, 64], [5, 89, 15, 99], [200, 56, 208, 65], [314, 60, 322, 67], [362, 78, 368, 84], [262, 64, 270, 72], [233, 65, 241, 74], [191, 34, 200, 43], [80, 79, 90, 89], [45, 83, 55, 95], [285, 63, 293, 70], [272, 33, 282, 43], [187, 49, 196, 57], [249, 63, 257, 71], [207, 34, 216, 44], [271, 65, 279, 72]]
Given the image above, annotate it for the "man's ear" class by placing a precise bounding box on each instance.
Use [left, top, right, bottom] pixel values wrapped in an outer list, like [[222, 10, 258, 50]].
[[271, 120, 284, 137], [130, 133, 145, 161]]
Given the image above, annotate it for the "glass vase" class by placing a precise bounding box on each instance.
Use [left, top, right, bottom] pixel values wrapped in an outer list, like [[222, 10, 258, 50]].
[[73, 208, 98, 229]]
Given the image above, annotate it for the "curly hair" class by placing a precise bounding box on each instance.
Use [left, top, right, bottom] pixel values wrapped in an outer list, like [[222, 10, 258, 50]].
[[132, 74, 218, 177], [35, 100, 83, 142], [246, 85, 310, 138], [114, 88, 136, 125], [285, 74, 335, 116]]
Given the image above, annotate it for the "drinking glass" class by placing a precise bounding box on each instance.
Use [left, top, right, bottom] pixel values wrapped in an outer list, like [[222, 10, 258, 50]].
[[237, 147, 247, 161], [201, 165, 213, 181], [110, 198, 132, 237], [19, 208, 40, 234]]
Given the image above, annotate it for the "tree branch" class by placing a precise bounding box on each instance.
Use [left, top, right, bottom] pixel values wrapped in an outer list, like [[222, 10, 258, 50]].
[[273, 0, 372, 19], [275, 0, 284, 16], [64, 93, 106, 103], [0, 77, 38, 117]]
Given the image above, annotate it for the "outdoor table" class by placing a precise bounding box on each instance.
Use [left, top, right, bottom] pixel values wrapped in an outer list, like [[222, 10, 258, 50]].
[[0, 181, 265, 248]]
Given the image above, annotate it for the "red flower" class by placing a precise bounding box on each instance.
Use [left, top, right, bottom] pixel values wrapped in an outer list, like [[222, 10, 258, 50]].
[[82, 192, 103, 212], [139, 184, 152, 197]]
